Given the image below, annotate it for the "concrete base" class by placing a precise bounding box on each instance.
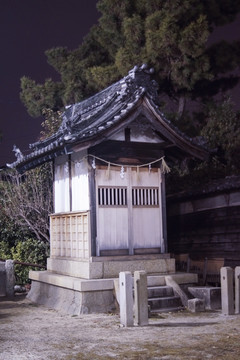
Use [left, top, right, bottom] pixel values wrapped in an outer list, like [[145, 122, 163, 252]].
[[27, 271, 116, 315], [27, 270, 198, 315], [28, 282, 115, 315], [188, 287, 221, 310], [188, 298, 205, 313]]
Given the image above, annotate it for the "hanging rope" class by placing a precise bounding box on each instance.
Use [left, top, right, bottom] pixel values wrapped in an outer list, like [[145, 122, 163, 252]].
[[86, 154, 171, 174]]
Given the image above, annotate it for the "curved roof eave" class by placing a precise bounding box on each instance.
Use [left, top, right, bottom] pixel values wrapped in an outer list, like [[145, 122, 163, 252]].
[[8, 64, 210, 172], [142, 97, 210, 161]]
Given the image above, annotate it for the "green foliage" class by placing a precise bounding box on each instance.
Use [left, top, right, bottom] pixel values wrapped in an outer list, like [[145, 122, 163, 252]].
[[166, 157, 228, 194], [11, 239, 49, 285], [20, 76, 64, 117], [0, 241, 12, 260], [0, 238, 49, 284], [86, 64, 120, 91], [201, 97, 240, 171], [18, 0, 240, 186], [0, 214, 32, 249], [166, 97, 240, 194], [40, 108, 62, 140], [20, 0, 240, 120]]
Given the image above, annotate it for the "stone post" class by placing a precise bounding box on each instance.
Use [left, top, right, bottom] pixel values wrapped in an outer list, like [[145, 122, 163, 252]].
[[0, 262, 6, 296], [220, 267, 234, 315], [119, 271, 133, 327], [134, 271, 148, 326], [5, 260, 15, 298], [235, 266, 240, 314]]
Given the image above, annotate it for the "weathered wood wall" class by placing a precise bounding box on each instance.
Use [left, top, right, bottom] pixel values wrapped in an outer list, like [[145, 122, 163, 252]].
[[167, 178, 240, 267]]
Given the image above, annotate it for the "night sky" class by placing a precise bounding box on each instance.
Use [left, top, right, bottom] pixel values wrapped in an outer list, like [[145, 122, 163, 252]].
[[0, 0, 99, 166], [0, 1, 239, 166]]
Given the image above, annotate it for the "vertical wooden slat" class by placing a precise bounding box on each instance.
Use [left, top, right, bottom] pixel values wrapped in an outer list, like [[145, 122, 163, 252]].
[[155, 189, 158, 205], [70, 215, 72, 258], [65, 215, 67, 257], [60, 216, 63, 257], [81, 214, 84, 258], [104, 187, 106, 205]]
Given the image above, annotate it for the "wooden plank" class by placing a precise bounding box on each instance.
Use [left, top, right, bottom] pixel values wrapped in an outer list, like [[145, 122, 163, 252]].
[[91, 253, 171, 262], [134, 247, 161, 255], [100, 249, 129, 256]]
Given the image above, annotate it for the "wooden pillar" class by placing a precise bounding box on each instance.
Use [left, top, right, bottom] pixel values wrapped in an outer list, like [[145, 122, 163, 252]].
[[68, 155, 72, 212], [89, 166, 97, 257], [127, 167, 133, 255], [161, 171, 168, 253]]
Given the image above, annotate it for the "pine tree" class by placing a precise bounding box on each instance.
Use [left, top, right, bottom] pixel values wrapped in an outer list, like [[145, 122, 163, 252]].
[[20, 0, 240, 122]]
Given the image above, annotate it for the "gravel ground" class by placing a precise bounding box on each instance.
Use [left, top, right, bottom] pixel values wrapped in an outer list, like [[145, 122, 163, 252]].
[[1, 294, 240, 360]]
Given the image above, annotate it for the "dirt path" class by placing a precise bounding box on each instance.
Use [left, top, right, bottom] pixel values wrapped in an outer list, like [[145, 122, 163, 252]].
[[1, 295, 240, 360]]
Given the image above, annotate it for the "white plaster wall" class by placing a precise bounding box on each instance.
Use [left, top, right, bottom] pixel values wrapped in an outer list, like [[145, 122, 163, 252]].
[[54, 155, 70, 213], [54, 151, 90, 213], [71, 154, 90, 211]]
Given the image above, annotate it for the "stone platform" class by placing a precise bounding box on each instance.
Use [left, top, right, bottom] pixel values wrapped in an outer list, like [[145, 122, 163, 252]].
[[27, 265, 198, 315], [47, 253, 175, 279]]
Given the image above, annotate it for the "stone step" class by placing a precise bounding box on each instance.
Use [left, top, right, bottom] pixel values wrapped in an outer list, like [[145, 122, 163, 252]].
[[147, 285, 174, 298], [150, 306, 184, 314], [148, 295, 182, 310], [147, 273, 198, 287]]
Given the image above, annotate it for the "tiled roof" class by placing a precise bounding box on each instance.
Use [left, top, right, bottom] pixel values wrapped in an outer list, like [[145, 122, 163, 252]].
[[8, 64, 209, 172]]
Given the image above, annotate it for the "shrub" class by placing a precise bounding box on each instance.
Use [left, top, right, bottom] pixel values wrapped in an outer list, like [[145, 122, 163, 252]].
[[0, 240, 12, 260], [0, 238, 49, 284], [11, 239, 49, 284]]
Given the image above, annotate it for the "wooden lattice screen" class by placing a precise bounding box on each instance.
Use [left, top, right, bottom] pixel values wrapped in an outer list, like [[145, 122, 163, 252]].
[[50, 212, 90, 259]]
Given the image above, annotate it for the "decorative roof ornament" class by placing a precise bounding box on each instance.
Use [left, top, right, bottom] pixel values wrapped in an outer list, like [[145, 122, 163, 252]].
[[128, 64, 154, 78], [123, 64, 160, 104], [13, 145, 23, 161]]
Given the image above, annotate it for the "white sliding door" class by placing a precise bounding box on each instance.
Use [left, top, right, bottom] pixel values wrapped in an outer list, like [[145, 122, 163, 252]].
[[96, 167, 163, 255]]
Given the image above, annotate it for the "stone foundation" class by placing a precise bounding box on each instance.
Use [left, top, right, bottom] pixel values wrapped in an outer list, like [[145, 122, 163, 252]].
[[27, 266, 198, 315], [28, 280, 115, 315], [47, 254, 175, 279], [27, 254, 178, 315]]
